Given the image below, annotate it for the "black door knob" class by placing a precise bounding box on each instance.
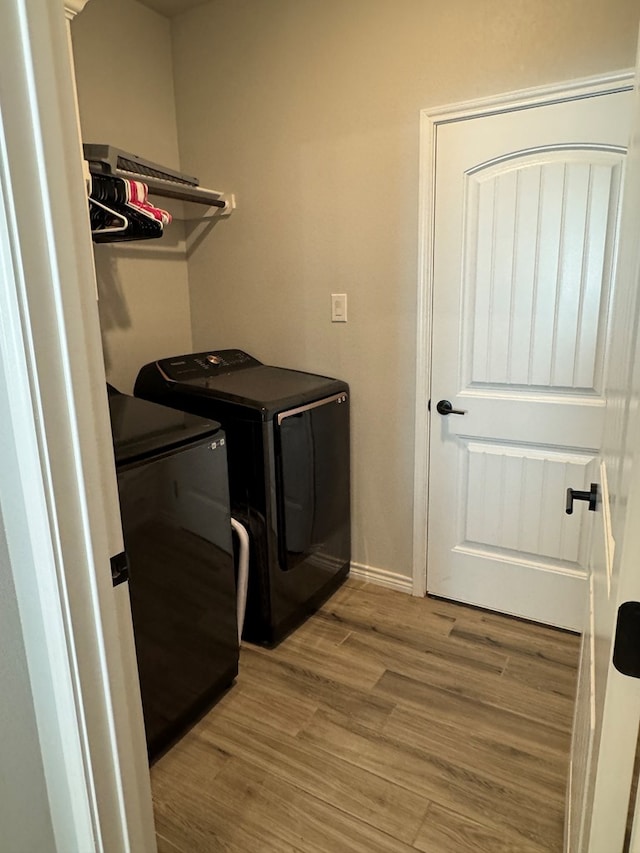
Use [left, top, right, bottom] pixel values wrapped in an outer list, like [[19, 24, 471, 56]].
[[436, 399, 465, 416]]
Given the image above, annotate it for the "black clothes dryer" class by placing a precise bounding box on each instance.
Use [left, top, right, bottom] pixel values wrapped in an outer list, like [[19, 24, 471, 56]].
[[134, 349, 351, 646], [108, 387, 238, 760]]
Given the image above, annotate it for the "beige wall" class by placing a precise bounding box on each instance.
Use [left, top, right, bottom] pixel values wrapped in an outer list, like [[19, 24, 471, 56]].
[[72, 0, 192, 393], [170, 0, 639, 582]]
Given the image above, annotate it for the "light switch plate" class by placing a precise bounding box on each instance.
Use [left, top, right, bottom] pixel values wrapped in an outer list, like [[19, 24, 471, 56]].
[[331, 293, 347, 322]]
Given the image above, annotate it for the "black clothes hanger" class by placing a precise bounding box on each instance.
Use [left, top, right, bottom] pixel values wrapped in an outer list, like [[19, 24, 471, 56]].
[[89, 174, 163, 243]]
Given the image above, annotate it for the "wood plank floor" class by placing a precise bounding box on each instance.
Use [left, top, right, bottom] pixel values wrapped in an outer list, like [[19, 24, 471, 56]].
[[151, 578, 580, 852]]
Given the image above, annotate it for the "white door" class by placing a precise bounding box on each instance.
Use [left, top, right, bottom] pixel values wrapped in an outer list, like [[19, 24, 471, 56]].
[[427, 86, 632, 630], [568, 66, 640, 852]]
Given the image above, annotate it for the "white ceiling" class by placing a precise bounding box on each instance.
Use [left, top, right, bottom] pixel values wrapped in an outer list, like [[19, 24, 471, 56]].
[[137, 0, 211, 18]]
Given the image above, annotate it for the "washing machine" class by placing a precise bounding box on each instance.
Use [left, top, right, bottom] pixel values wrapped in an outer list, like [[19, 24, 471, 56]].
[[108, 387, 239, 759], [134, 349, 351, 646]]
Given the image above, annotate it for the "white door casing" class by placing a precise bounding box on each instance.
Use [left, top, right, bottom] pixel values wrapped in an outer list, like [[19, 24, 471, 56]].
[[568, 52, 640, 851], [0, 0, 155, 849], [413, 73, 633, 630]]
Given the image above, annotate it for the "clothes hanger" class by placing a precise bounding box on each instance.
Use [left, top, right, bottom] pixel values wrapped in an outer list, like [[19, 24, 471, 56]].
[[89, 196, 129, 236], [89, 173, 163, 243], [125, 179, 172, 226]]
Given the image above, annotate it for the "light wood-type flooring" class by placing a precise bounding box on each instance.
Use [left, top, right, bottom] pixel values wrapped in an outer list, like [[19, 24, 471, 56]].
[[151, 578, 580, 852]]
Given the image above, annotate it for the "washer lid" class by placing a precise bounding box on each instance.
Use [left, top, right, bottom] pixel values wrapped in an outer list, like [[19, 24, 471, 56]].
[[161, 363, 346, 413], [109, 390, 221, 464]]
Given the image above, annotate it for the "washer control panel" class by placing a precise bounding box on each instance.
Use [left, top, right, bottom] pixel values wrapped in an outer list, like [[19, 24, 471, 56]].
[[159, 349, 262, 381]]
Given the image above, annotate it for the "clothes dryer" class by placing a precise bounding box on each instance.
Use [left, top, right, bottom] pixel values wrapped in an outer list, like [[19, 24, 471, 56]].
[[134, 350, 350, 646], [109, 387, 238, 759]]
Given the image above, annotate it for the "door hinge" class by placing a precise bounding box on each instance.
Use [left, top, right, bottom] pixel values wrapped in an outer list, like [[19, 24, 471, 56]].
[[613, 602, 640, 678], [110, 551, 129, 587]]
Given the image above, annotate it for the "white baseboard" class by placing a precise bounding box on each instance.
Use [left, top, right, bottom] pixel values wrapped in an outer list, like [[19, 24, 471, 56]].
[[349, 561, 413, 594]]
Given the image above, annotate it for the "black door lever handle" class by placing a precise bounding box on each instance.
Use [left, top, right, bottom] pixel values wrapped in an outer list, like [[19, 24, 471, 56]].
[[566, 483, 598, 515], [436, 399, 465, 416]]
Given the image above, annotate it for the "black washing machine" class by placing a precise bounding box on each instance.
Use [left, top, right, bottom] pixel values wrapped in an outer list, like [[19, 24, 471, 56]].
[[134, 349, 351, 646], [108, 387, 239, 760]]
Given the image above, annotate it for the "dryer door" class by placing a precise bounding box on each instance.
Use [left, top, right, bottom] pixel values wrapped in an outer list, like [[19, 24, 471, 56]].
[[274, 392, 350, 573]]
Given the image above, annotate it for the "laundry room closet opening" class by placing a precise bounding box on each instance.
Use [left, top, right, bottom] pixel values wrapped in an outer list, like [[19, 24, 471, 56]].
[[71, 0, 639, 602]]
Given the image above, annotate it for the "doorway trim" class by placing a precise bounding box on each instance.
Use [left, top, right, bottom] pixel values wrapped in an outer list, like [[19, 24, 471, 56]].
[[411, 69, 635, 598], [0, 0, 156, 848]]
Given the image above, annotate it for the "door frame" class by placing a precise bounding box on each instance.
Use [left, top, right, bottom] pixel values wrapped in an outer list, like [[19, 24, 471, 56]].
[[0, 0, 155, 848], [412, 69, 635, 597]]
